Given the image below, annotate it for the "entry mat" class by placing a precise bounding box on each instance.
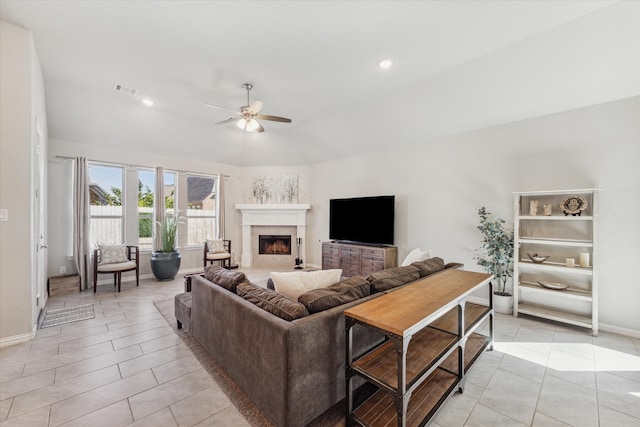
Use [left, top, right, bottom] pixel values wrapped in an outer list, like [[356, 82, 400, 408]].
[[41, 304, 95, 328]]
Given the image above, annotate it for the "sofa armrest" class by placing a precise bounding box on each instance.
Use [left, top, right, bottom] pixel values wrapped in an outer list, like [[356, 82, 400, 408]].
[[445, 262, 464, 270]]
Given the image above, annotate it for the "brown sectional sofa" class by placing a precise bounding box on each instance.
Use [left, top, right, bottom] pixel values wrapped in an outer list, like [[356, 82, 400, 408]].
[[189, 257, 462, 427]]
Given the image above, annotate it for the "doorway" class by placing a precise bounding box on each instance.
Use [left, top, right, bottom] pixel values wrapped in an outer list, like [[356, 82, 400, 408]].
[[33, 118, 46, 325]]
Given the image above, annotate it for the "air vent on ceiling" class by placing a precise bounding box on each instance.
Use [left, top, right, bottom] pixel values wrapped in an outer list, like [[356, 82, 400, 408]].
[[113, 84, 137, 95]]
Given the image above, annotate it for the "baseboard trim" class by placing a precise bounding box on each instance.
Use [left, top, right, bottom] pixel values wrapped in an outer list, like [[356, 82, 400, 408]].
[[598, 323, 640, 339], [467, 296, 489, 306], [0, 327, 36, 348]]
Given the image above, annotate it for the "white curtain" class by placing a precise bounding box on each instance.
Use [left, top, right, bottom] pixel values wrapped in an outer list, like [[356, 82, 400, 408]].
[[216, 174, 225, 239], [153, 166, 165, 252], [73, 157, 90, 289]]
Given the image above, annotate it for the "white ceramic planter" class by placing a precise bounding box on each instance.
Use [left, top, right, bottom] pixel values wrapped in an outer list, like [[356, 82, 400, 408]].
[[493, 293, 513, 315]]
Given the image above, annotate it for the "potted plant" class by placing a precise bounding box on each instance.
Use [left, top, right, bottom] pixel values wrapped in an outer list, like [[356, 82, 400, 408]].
[[475, 207, 514, 314], [150, 212, 183, 281]]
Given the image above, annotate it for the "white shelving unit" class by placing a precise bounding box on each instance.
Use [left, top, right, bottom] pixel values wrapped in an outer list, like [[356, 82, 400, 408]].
[[513, 189, 599, 336]]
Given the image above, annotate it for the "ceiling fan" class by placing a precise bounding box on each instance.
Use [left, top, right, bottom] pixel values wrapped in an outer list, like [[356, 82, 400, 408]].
[[205, 83, 292, 133]]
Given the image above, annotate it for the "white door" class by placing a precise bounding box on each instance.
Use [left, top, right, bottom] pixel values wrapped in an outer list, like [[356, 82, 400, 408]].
[[33, 118, 46, 323]]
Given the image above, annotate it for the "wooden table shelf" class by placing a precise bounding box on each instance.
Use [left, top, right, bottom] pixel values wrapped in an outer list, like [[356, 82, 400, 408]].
[[353, 326, 457, 391], [345, 269, 494, 427], [353, 368, 458, 427]]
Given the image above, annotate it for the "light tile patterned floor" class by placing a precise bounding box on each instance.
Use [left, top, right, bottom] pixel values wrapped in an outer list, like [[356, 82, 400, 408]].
[[1, 269, 639, 426]]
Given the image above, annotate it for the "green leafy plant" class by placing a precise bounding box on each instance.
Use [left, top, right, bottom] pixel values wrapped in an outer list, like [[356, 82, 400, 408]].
[[157, 212, 183, 252], [475, 207, 514, 296]]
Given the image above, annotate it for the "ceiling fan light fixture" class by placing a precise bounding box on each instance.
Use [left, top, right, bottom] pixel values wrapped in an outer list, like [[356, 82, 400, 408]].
[[207, 83, 291, 132], [248, 118, 260, 131]]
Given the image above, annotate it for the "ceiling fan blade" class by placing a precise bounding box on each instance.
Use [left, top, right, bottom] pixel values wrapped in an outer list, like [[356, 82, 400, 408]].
[[256, 114, 292, 123], [249, 100, 264, 114], [215, 117, 239, 125], [205, 103, 241, 115]]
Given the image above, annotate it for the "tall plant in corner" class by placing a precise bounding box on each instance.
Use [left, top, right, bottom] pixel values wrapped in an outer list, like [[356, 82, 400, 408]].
[[159, 212, 180, 252], [475, 207, 514, 296], [151, 211, 184, 281]]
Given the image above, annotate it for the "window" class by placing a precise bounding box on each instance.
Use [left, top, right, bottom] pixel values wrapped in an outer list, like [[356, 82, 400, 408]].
[[186, 175, 217, 246], [162, 171, 177, 217], [88, 164, 124, 248], [137, 169, 154, 250], [137, 169, 177, 250]]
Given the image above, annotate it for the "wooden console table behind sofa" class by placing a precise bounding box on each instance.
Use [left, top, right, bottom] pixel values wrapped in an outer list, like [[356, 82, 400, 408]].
[[345, 269, 494, 427]]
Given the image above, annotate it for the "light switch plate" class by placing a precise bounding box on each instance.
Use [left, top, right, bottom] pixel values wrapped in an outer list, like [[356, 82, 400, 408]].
[[0, 209, 8, 222]]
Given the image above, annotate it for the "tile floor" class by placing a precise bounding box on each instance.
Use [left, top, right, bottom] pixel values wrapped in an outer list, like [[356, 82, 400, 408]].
[[1, 269, 639, 426]]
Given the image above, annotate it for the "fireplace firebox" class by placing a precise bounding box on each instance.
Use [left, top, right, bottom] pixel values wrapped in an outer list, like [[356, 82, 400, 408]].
[[259, 235, 292, 255]]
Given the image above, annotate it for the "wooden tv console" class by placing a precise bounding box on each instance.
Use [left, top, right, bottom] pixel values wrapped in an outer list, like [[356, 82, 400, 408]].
[[322, 242, 397, 277]]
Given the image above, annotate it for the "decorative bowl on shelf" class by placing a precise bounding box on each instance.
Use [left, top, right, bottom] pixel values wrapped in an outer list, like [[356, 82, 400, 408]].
[[527, 253, 549, 264], [537, 281, 569, 290], [560, 195, 588, 216]]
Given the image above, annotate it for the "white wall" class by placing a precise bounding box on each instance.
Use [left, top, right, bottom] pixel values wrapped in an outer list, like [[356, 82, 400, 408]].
[[309, 97, 640, 335], [0, 21, 47, 343]]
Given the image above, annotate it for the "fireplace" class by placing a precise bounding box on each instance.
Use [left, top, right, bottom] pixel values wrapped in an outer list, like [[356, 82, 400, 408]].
[[236, 204, 310, 267], [259, 235, 292, 255]]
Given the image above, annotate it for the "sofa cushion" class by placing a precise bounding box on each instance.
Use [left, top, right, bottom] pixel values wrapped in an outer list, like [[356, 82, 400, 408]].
[[298, 276, 371, 313], [236, 282, 309, 321], [203, 265, 248, 293], [411, 257, 445, 278], [401, 248, 431, 266], [271, 269, 342, 301], [366, 265, 420, 292]]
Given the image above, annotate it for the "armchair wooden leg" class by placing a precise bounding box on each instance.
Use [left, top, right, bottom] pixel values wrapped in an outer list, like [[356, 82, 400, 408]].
[[94, 270, 98, 293], [117, 272, 122, 292]]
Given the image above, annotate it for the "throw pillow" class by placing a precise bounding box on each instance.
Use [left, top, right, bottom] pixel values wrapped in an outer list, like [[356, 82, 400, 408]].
[[98, 244, 128, 264], [270, 269, 342, 301], [236, 282, 309, 321], [401, 248, 431, 266], [366, 265, 420, 293], [206, 239, 227, 253], [411, 257, 445, 278], [298, 276, 371, 313], [204, 265, 247, 292]]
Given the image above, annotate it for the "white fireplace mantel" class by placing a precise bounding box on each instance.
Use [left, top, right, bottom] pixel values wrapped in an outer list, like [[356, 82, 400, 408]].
[[236, 204, 311, 267]]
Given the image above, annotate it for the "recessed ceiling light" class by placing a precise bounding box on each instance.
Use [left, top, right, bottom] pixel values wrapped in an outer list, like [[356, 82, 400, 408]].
[[378, 58, 394, 69], [142, 99, 154, 107]]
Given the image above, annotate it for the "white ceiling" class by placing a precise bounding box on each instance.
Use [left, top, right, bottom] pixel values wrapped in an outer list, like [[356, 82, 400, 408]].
[[1, 1, 637, 166]]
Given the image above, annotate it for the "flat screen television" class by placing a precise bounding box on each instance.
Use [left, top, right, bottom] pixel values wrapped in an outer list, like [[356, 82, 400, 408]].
[[329, 195, 395, 246]]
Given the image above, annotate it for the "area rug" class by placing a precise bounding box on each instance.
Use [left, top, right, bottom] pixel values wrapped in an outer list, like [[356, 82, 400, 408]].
[[41, 303, 95, 328], [152, 297, 344, 427]]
